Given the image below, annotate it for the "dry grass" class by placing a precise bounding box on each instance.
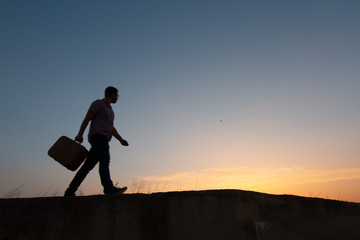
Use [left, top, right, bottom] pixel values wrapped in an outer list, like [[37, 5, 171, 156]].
[[2, 182, 348, 202]]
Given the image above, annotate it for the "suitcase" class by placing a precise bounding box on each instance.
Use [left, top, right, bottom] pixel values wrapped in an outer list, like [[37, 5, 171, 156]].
[[48, 136, 89, 171]]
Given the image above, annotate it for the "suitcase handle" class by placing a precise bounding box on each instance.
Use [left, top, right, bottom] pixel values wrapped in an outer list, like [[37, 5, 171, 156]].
[[74, 139, 83, 145]]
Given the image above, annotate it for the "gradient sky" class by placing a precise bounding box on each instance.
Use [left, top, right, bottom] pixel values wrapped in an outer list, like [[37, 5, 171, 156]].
[[1, 1, 360, 201]]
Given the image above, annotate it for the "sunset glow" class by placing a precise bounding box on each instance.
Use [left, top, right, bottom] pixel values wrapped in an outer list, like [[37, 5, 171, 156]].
[[128, 167, 360, 202]]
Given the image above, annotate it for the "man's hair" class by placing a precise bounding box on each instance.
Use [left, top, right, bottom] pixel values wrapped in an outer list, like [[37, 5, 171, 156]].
[[105, 86, 118, 97]]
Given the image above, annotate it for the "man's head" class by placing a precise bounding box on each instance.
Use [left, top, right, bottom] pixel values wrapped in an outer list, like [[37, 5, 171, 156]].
[[105, 86, 118, 104]]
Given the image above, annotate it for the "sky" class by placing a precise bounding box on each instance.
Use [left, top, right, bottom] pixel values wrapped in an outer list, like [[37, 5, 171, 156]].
[[1, 1, 360, 202]]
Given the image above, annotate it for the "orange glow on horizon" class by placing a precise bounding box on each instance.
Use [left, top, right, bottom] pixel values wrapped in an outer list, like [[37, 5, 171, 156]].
[[128, 167, 360, 203]]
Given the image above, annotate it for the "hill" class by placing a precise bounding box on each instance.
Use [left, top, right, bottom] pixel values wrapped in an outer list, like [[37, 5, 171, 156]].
[[1, 190, 360, 239]]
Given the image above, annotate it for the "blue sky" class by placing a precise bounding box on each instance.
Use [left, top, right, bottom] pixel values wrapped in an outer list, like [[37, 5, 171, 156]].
[[1, 1, 360, 201]]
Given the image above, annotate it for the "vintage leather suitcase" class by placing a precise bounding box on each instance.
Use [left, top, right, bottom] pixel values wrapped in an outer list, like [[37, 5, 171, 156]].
[[48, 136, 88, 171]]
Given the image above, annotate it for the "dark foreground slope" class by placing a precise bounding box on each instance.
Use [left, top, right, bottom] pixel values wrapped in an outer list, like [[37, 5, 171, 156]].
[[1, 190, 360, 240]]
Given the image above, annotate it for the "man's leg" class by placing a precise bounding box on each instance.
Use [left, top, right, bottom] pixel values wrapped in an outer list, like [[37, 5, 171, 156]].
[[97, 138, 114, 191], [86, 134, 114, 191], [93, 134, 127, 194], [65, 149, 98, 195], [99, 146, 127, 194]]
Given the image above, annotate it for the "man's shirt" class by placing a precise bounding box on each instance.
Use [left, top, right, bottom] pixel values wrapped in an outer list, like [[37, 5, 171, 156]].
[[88, 99, 114, 141]]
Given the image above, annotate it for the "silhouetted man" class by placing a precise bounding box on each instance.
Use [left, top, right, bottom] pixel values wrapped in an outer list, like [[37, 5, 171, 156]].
[[64, 86, 128, 196]]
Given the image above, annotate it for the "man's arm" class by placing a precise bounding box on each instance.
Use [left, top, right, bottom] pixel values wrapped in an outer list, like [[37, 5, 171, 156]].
[[112, 127, 129, 146], [75, 111, 95, 143]]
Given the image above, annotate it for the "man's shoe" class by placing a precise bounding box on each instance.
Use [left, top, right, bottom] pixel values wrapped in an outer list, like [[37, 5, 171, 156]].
[[104, 186, 127, 195], [64, 188, 76, 197]]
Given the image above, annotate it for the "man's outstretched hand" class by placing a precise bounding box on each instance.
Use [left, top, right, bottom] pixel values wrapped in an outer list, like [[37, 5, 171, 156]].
[[120, 139, 129, 146]]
